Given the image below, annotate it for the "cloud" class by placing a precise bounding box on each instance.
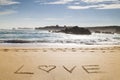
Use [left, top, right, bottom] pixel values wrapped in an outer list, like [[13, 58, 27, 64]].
[[0, 0, 19, 16], [0, 0, 20, 5], [67, 0, 120, 9], [68, 5, 93, 9], [0, 10, 17, 15], [43, 0, 74, 4], [68, 3, 120, 9], [97, 3, 120, 9], [35, 0, 120, 9], [36, 0, 119, 5], [81, 0, 119, 3]]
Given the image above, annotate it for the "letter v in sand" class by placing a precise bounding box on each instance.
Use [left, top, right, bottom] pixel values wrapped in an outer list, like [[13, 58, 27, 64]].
[[63, 66, 76, 73]]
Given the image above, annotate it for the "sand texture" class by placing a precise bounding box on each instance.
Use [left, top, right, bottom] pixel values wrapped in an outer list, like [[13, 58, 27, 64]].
[[0, 46, 120, 80]]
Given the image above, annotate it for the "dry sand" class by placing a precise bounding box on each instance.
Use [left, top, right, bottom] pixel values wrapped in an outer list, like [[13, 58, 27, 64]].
[[0, 45, 120, 80]]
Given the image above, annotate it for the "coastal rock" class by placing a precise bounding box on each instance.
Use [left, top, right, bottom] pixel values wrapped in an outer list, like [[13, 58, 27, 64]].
[[60, 26, 91, 35]]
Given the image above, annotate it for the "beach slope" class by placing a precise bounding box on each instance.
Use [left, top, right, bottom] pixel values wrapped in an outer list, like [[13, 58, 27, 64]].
[[0, 46, 120, 80]]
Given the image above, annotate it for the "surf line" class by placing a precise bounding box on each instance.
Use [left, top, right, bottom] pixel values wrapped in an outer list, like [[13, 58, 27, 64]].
[[14, 65, 103, 74]]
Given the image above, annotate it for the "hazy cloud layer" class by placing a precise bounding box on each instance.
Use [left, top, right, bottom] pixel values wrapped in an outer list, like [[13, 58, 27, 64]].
[[68, 3, 120, 9], [81, 0, 119, 3], [0, 0, 20, 15], [0, 10, 17, 15], [44, 18, 64, 21], [45, 0, 74, 4], [0, 0, 20, 5], [36, 0, 120, 9]]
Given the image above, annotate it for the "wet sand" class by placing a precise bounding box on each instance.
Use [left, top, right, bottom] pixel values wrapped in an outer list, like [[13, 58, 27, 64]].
[[0, 45, 120, 80]]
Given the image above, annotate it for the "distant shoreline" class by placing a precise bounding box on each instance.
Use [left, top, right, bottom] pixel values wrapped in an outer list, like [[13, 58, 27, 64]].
[[35, 25, 120, 34]]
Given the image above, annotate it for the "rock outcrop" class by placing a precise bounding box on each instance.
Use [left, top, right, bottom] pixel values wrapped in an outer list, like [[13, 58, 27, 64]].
[[60, 26, 91, 35]]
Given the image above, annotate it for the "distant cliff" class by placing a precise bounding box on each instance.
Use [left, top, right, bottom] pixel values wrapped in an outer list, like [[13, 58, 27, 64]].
[[87, 26, 120, 34], [35, 25, 65, 31]]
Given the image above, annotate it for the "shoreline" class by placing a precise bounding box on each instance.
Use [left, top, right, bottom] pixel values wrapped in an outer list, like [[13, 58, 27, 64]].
[[0, 43, 120, 48]]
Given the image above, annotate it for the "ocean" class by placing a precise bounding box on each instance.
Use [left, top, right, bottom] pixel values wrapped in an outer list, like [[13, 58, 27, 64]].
[[0, 29, 120, 46]]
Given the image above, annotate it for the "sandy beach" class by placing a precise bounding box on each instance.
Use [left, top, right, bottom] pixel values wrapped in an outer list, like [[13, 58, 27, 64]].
[[0, 45, 120, 80]]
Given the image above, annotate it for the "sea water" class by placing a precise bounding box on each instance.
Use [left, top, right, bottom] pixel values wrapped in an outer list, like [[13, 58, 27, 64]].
[[0, 29, 120, 46]]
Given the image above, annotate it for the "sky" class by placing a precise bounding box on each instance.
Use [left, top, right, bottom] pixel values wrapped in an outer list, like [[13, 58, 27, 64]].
[[0, 0, 120, 29]]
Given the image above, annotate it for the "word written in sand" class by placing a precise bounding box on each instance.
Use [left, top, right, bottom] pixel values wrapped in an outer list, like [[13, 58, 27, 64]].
[[15, 65, 103, 74]]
